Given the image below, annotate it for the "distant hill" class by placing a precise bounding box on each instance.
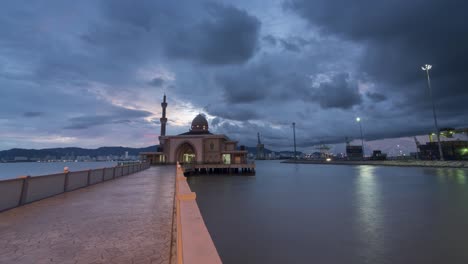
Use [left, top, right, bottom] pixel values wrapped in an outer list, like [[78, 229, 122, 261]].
[[0, 144, 302, 161], [0, 146, 158, 161]]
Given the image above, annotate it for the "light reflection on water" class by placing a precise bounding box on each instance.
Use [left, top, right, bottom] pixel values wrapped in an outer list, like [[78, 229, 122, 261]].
[[355, 166, 384, 262], [435, 168, 467, 185], [188, 161, 468, 264]]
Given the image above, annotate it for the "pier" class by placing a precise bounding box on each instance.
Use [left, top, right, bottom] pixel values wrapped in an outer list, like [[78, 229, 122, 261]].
[[0, 165, 221, 264]]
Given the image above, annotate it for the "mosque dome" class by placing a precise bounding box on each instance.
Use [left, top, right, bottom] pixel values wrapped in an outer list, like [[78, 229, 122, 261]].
[[191, 114, 209, 132]]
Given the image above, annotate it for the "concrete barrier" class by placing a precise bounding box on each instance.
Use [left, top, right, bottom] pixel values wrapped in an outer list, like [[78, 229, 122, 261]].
[[89, 169, 104, 185], [0, 163, 150, 212], [67, 170, 89, 191], [0, 178, 24, 212], [175, 163, 222, 264], [25, 173, 66, 204], [104, 168, 114, 181]]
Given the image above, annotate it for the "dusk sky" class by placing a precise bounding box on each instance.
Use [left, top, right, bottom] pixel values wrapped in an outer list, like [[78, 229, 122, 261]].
[[1, 0, 467, 154]]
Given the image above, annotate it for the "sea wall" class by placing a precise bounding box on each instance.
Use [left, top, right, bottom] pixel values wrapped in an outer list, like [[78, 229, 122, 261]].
[[0, 162, 150, 212], [283, 159, 468, 168], [175, 163, 222, 264]]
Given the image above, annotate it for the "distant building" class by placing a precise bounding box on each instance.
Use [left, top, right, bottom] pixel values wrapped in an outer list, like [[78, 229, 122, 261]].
[[346, 145, 363, 160], [124, 151, 129, 159], [256, 132, 265, 160], [14, 156, 28, 162], [76, 155, 91, 161], [418, 140, 468, 160], [370, 150, 387, 160]]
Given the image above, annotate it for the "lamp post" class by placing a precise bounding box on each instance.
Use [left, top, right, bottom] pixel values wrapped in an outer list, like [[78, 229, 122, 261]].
[[292, 122, 297, 161], [422, 64, 444, 161], [356, 117, 364, 159]]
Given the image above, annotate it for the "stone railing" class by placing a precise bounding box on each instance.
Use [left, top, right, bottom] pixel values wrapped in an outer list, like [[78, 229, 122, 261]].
[[0, 162, 150, 212], [175, 163, 222, 264]]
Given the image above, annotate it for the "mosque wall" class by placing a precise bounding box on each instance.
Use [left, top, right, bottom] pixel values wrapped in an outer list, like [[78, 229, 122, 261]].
[[167, 138, 204, 163], [203, 138, 222, 163]]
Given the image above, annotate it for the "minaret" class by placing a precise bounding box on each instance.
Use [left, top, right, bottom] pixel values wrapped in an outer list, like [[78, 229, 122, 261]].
[[160, 94, 167, 136]]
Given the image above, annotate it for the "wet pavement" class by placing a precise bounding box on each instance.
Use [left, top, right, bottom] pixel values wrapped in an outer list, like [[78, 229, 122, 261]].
[[0, 166, 175, 264]]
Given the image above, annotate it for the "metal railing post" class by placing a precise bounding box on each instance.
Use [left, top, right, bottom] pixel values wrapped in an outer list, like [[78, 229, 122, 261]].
[[19, 176, 30, 205], [63, 167, 70, 192], [64, 172, 69, 192]]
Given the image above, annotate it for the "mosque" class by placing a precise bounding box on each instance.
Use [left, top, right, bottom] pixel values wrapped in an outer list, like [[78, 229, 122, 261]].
[[140, 95, 254, 173]]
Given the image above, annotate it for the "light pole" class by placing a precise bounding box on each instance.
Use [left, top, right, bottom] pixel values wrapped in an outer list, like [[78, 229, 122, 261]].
[[356, 117, 364, 159], [422, 64, 444, 160], [292, 122, 297, 161]]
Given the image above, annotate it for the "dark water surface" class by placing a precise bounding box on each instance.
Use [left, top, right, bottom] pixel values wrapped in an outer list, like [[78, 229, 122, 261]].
[[187, 160, 468, 264]]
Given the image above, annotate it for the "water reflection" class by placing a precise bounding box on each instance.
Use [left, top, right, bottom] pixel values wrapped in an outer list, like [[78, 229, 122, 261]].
[[355, 165, 385, 260], [434, 168, 467, 185], [190, 162, 468, 263]]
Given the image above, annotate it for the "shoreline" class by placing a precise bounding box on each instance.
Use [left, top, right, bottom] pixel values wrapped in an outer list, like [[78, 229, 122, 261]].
[[282, 159, 468, 169]]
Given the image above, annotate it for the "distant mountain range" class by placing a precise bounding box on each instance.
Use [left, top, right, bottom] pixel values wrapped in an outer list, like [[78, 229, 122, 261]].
[[0, 145, 302, 161], [0, 146, 159, 161]]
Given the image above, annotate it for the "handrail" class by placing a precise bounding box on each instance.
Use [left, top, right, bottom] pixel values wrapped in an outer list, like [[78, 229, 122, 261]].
[[0, 162, 151, 212], [175, 162, 222, 264]]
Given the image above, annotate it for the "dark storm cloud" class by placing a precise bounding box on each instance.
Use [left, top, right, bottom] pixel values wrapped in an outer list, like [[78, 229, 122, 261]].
[[1, 0, 467, 151], [279, 39, 301, 52], [163, 3, 261, 65], [205, 104, 260, 121], [148, 77, 165, 87], [99, 0, 260, 65], [216, 60, 360, 110], [261, 34, 310, 52], [310, 73, 362, 109], [366, 92, 387, 103], [23, 112, 44, 118], [216, 63, 278, 103], [262, 35, 277, 46], [64, 107, 152, 130], [285, 0, 468, 116]]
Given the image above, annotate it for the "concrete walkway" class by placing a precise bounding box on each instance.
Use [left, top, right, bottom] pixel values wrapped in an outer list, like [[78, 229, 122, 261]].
[[0, 166, 175, 264]]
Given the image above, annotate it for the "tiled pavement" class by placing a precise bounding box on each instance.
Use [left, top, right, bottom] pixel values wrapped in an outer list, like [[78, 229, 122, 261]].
[[0, 166, 175, 264]]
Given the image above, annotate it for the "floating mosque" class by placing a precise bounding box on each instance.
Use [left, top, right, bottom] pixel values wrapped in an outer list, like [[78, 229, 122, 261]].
[[140, 95, 255, 174]]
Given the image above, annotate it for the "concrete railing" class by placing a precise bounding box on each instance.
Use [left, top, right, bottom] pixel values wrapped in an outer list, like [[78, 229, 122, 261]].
[[175, 163, 222, 264], [0, 162, 151, 212]]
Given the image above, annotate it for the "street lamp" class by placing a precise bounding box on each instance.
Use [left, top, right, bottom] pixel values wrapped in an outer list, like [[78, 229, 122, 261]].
[[356, 117, 364, 159], [292, 122, 297, 161], [421, 64, 444, 160]]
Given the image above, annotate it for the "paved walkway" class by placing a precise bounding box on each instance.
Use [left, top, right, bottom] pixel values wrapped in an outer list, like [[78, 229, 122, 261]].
[[0, 166, 175, 264]]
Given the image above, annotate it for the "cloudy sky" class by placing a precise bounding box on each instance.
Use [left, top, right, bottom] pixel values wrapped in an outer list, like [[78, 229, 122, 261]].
[[1, 0, 467, 154]]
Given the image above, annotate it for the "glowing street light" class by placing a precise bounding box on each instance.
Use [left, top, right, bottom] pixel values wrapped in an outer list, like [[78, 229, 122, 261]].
[[356, 117, 364, 159], [422, 64, 444, 160]]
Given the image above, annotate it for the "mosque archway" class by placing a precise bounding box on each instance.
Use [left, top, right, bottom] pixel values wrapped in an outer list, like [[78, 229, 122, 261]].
[[175, 142, 197, 163]]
